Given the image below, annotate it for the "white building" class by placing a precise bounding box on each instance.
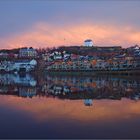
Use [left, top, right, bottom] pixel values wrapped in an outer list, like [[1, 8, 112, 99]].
[[0, 59, 37, 72], [51, 51, 63, 60], [19, 47, 37, 58], [84, 39, 93, 47], [13, 59, 37, 72]]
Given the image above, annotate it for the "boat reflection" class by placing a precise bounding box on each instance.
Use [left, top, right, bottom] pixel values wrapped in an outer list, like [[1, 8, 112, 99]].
[[0, 74, 140, 104]]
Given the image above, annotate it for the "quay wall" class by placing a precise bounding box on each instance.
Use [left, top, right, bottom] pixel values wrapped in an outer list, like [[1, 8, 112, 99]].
[[46, 69, 140, 76]]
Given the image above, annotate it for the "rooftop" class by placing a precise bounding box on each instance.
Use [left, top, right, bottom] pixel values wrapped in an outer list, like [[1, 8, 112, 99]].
[[84, 39, 93, 42]]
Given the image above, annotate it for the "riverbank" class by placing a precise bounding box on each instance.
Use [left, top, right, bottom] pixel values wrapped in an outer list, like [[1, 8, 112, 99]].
[[46, 69, 140, 76]]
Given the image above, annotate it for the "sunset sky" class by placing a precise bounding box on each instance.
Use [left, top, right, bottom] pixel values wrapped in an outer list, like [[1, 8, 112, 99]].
[[0, 0, 140, 49]]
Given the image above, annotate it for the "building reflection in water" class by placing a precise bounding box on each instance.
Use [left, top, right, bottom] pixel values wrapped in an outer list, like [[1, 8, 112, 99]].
[[0, 73, 37, 98], [44, 75, 140, 104], [0, 74, 140, 138], [0, 74, 140, 105], [84, 99, 93, 106]]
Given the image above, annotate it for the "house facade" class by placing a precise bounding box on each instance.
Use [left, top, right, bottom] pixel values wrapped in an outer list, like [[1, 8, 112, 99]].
[[84, 39, 93, 47], [19, 47, 37, 58]]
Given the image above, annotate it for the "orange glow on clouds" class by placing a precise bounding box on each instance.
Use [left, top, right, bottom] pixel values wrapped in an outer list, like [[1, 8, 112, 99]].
[[0, 95, 140, 123], [0, 22, 140, 49]]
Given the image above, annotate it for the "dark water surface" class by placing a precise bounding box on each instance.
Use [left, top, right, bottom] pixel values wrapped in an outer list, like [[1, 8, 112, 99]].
[[0, 73, 140, 138]]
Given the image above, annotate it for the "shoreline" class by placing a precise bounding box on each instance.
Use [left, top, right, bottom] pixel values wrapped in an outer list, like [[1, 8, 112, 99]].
[[1, 68, 140, 77], [45, 69, 140, 76]]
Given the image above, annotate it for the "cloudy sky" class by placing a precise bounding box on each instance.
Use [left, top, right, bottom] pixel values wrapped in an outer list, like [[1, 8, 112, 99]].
[[0, 0, 140, 49]]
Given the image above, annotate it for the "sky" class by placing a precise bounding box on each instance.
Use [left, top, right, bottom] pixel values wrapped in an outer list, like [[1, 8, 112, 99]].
[[0, 0, 140, 49]]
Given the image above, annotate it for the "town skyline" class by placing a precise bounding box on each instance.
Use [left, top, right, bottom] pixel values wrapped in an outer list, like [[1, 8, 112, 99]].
[[0, 0, 140, 49]]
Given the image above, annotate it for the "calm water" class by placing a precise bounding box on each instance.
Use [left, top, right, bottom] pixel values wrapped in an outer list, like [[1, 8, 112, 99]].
[[0, 73, 140, 138]]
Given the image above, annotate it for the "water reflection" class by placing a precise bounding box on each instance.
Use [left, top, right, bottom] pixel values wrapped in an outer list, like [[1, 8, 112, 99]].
[[44, 75, 140, 103], [0, 73, 37, 98], [0, 74, 140, 102], [0, 74, 140, 138]]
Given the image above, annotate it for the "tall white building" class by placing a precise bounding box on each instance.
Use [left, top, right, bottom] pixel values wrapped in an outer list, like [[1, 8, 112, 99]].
[[84, 39, 93, 47]]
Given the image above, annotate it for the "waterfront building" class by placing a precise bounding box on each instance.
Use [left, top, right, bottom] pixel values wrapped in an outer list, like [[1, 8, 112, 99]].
[[0, 59, 37, 72], [63, 53, 71, 60], [0, 52, 8, 59], [13, 59, 37, 72], [50, 51, 63, 60], [19, 47, 37, 58]]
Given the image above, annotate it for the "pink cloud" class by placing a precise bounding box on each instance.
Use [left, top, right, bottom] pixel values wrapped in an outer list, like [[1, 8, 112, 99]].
[[0, 22, 140, 49]]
